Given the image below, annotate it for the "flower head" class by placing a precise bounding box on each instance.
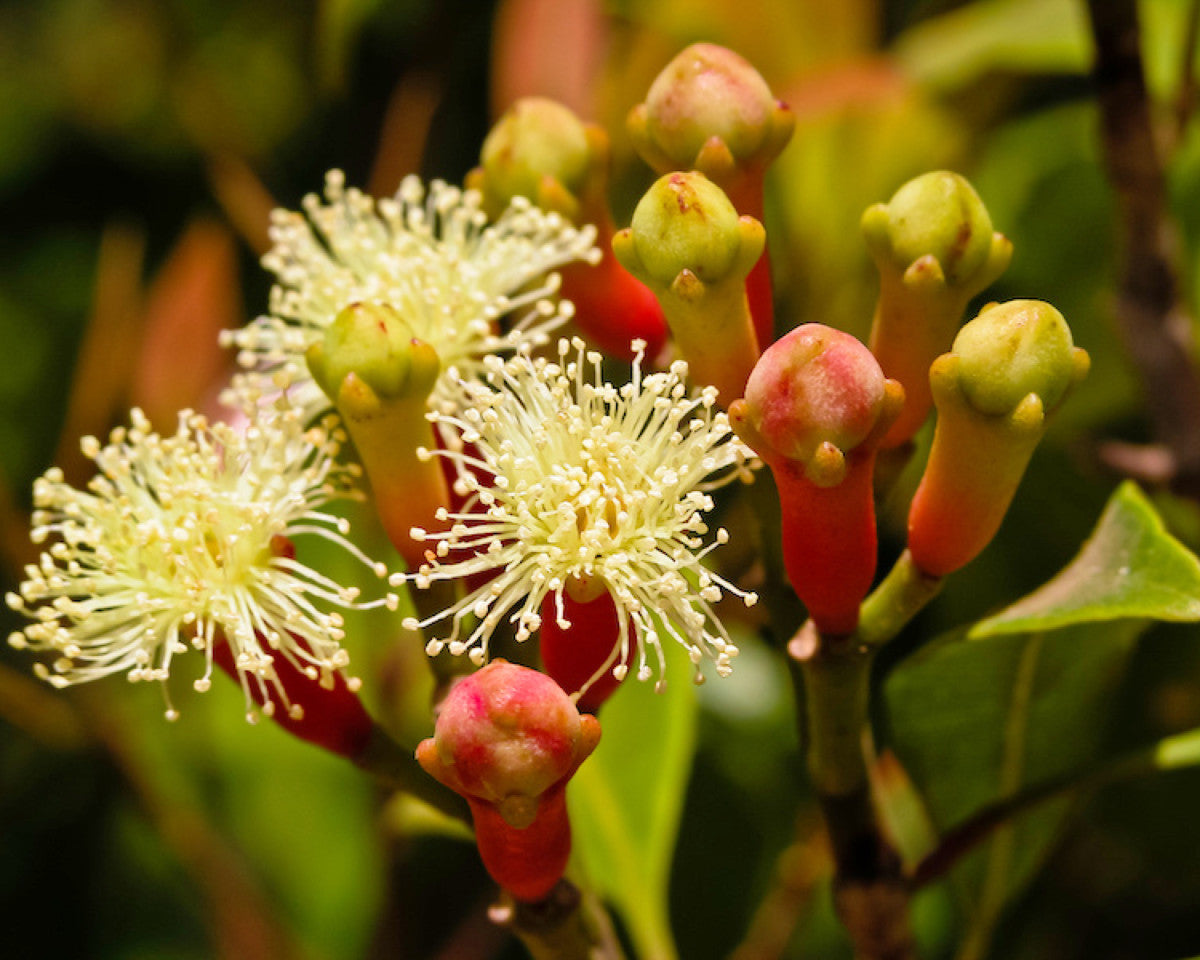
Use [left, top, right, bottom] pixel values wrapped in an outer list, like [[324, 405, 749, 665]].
[[222, 172, 600, 421], [398, 338, 757, 693], [6, 401, 395, 721], [417, 660, 601, 903]]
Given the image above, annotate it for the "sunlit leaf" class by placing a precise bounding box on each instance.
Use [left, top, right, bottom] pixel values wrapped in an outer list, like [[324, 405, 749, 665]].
[[973, 482, 1200, 637], [568, 641, 698, 960]]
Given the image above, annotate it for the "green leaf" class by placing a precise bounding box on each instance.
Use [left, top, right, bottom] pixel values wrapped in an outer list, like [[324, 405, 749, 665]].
[[123, 673, 384, 960], [1154, 726, 1200, 772], [897, 0, 1094, 91], [568, 641, 698, 960], [893, 0, 1090, 92], [973, 482, 1200, 637], [885, 620, 1141, 950]]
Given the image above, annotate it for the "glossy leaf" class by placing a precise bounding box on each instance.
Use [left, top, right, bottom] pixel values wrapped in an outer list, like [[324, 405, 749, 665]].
[[568, 639, 698, 960], [885, 620, 1141, 946], [973, 482, 1200, 637]]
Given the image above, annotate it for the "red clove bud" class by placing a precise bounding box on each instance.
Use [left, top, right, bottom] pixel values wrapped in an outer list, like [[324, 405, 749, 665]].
[[731, 324, 903, 634], [416, 661, 601, 902]]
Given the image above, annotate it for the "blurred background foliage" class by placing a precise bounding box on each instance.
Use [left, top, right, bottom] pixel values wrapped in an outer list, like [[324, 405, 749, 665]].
[[3, 0, 1200, 958]]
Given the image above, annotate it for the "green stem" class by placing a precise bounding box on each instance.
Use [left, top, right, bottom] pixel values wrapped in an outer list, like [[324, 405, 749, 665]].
[[784, 546, 944, 959], [793, 624, 873, 798], [857, 550, 943, 650], [353, 722, 470, 824], [789, 622, 915, 959]]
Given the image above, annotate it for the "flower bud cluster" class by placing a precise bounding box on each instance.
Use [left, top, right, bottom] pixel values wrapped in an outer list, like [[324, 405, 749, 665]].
[[5, 44, 1095, 924], [729, 169, 1086, 633]]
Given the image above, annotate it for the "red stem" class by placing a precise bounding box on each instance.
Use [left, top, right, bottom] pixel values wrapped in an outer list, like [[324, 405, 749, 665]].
[[725, 172, 774, 350], [468, 787, 574, 903]]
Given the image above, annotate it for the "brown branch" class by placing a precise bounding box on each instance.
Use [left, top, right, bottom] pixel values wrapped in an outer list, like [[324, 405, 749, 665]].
[[909, 743, 1160, 889], [729, 816, 831, 960], [1087, 0, 1200, 499], [493, 880, 627, 960], [1173, 0, 1200, 143]]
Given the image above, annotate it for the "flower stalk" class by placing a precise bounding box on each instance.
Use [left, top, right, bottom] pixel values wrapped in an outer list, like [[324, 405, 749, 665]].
[[907, 300, 1090, 576], [306, 301, 448, 568], [731, 324, 903, 635]]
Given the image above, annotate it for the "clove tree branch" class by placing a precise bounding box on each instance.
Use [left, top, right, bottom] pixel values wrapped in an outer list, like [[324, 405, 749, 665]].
[[1087, 0, 1200, 499]]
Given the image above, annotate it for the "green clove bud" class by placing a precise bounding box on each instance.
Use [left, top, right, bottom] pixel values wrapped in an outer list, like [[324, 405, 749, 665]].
[[467, 98, 669, 360], [307, 301, 440, 406], [307, 302, 447, 568], [907, 300, 1089, 577], [862, 171, 1012, 448], [468, 97, 595, 221], [614, 171, 763, 403]]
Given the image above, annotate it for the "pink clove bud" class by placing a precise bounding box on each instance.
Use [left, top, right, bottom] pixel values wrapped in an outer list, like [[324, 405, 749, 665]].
[[416, 661, 601, 902], [731, 325, 903, 634]]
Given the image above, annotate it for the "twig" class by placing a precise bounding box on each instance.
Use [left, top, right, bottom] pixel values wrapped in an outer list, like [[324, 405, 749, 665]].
[[1172, 0, 1200, 143], [788, 624, 917, 960], [1086, 0, 1200, 499], [908, 726, 1200, 888], [779, 552, 946, 959], [729, 816, 831, 960], [354, 722, 471, 824], [494, 880, 627, 960]]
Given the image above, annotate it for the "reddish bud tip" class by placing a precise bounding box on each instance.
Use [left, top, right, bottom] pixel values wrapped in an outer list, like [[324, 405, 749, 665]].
[[631, 43, 793, 178], [416, 661, 601, 901], [731, 325, 903, 634], [735, 324, 899, 483]]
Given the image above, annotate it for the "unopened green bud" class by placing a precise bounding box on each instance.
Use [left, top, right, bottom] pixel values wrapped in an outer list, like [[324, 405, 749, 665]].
[[624, 171, 746, 286], [307, 301, 440, 409], [613, 172, 763, 403], [471, 97, 594, 220], [629, 43, 793, 181], [953, 300, 1083, 416], [907, 299, 1089, 577], [863, 171, 1013, 449], [863, 171, 1000, 286], [306, 302, 446, 569]]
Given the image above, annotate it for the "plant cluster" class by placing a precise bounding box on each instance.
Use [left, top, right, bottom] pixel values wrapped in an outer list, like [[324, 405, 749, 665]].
[[7, 26, 1200, 960]]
